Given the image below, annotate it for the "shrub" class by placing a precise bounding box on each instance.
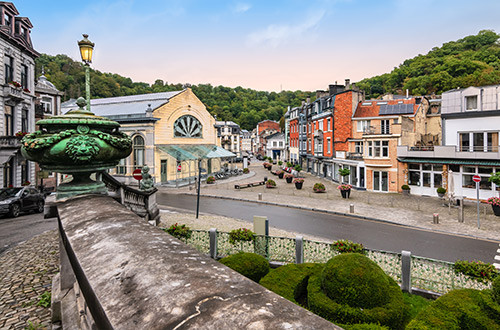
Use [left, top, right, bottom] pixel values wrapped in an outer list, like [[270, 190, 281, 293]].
[[341, 324, 390, 330], [401, 184, 410, 191], [278, 160, 283, 166], [453, 260, 498, 283], [260, 263, 324, 304], [243, 167, 249, 174], [493, 276, 500, 303], [164, 223, 192, 240], [286, 162, 293, 167], [275, 170, 284, 175], [219, 252, 269, 282], [37, 291, 51, 308], [266, 179, 276, 188], [22, 181, 31, 186], [294, 164, 302, 172], [436, 187, 446, 194], [228, 228, 256, 245], [407, 289, 500, 329], [339, 168, 350, 177], [331, 239, 364, 254], [206, 176, 215, 184], [293, 178, 304, 184], [313, 183, 326, 192]]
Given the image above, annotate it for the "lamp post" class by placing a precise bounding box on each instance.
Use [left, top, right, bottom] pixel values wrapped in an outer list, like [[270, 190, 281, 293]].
[[78, 34, 94, 112]]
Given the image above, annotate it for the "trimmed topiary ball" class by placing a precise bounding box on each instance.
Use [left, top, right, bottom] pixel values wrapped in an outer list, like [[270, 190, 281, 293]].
[[219, 252, 270, 282], [493, 275, 500, 304], [321, 253, 394, 309]]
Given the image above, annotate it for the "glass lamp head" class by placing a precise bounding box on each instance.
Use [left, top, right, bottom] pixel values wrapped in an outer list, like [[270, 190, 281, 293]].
[[78, 34, 94, 64]]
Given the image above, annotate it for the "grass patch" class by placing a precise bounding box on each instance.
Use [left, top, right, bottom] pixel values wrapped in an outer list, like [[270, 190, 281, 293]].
[[402, 292, 432, 320]]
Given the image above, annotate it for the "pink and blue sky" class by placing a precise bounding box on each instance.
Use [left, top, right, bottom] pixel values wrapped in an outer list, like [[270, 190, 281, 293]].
[[16, 0, 500, 92]]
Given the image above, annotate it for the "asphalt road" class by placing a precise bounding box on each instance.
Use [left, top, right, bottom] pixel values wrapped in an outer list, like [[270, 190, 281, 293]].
[[158, 193, 498, 264], [0, 212, 57, 255]]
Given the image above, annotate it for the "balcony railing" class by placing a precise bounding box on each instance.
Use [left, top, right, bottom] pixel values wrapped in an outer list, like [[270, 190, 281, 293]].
[[409, 146, 435, 151], [346, 152, 363, 160], [3, 85, 25, 102], [363, 125, 391, 135], [0, 135, 21, 148], [456, 145, 499, 152]]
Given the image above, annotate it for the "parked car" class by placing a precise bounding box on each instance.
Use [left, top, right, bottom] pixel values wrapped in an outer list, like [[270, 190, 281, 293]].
[[0, 186, 45, 217]]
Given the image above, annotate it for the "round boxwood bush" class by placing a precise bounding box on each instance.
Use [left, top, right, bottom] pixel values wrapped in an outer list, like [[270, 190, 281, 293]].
[[493, 276, 500, 304], [308, 254, 409, 329], [219, 252, 270, 282]]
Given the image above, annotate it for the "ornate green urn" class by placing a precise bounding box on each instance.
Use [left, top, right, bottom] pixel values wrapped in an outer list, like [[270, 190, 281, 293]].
[[21, 97, 132, 199]]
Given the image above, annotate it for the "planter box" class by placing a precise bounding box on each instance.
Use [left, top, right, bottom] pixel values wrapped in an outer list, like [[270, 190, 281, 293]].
[[295, 182, 303, 190], [340, 189, 351, 199]]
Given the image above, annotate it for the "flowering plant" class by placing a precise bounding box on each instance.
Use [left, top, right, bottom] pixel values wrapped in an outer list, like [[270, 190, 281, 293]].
[[206, 176, 215, 184], [8, 184, 13, 188], [164, 223, 192, 240], [293, 178, 304, 184], [21, 181, 30, 186], [337, 184, 352, 191], [228, 228, 256, 245], [331, 239, 365, 254], [9, 81, 21, 88], [15, 131, 28, 137], [243, 168, 249, 174], [266, 179, 276, 188], [263, 162, 272, 168], [454, 260, 498, 283], [284, 173, 294, 179], [23, 88, 30, 93], [313, 183, 326, 192], [275, 170, 284, 175], [487, 197, 500, 207]]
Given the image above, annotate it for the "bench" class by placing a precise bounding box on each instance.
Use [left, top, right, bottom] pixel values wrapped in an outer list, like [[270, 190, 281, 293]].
[[234, 181, 265, 189]]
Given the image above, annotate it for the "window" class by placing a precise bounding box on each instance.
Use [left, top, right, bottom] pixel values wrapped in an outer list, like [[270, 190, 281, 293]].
[[459, 133, 470, 152], [465, 96, 477, 111], [382, 141, 389, 157], [4, 13, 11, 26], [357, 120, 370, 132], [21, 161, 29, 185], [488, 132, 499, 152], [41, 96, 53, 114], [459, 131, 499, 152], [374, 141, 381, 157], [174, 115, 202, 138], [381, 120, 390, 134], [132, 135, 145, 170], [367, 141, 373, 157], [4, 105, 13, 136], [327, 118, 331, 131], [273, 141, 277, 147], [4, 55, 13, 84], [21, 109, 28, 133], [355, 141, 363, 154], [319, 121, 323, 131], [279, 141, 283, 147], [21, 64, 28, 88], [327, 138, 331, 154]]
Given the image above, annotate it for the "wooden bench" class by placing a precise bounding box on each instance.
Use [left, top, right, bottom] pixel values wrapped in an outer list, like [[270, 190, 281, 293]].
[[234, 181, 265, 189]]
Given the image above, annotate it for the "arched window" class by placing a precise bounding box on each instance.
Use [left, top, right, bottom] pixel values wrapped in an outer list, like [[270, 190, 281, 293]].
[[174, 115, 202, 138], [133, 135, 145, 170]]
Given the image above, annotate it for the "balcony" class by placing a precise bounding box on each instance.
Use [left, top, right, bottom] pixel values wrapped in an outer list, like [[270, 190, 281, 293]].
[[3, 85, 26, 103], [363, 125, 391, 136], [0, 136, 22, 164], [346, 152, 363, 160], [397, 145, 500, 160]]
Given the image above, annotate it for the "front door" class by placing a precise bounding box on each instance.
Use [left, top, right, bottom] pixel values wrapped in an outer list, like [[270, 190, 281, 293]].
[[373, 171, 388, 192], [160, 160, 167, 183]]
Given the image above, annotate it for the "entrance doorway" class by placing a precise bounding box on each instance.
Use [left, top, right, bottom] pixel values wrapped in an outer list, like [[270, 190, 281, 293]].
[[373, 171, 388, 192], [160, 160, 167, 183]]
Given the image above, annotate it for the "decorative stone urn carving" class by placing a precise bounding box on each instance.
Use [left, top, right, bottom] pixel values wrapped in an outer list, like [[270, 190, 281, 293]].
[[21, 97, 132, 199]]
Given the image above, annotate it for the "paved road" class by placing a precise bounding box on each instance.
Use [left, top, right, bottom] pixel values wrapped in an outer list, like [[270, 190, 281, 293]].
[[0, 212, 57, 255], [158, 193, 498, 263]]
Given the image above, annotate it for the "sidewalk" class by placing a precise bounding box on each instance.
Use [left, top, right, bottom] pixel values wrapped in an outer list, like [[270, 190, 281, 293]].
[[160, 161, 500, 243]]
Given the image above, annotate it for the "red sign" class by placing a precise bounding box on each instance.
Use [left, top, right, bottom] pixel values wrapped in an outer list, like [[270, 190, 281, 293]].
[[472, 175, 481, 183], [177, 164, 182, 172], [133, 168, 142, 181]]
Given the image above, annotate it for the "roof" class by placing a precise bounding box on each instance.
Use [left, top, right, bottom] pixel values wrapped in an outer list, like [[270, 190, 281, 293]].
[[157, 144, 235, 161], [398, 157, 500, 167], [36, 75, 59, 92], [215, 121, 239, 127], [266, 132, 284, 140], [354, 99, 418, 118], [61, 91, 184, 117]]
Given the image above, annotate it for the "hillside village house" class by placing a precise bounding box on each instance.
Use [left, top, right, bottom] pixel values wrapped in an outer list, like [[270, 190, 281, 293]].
[[398, 85, 500, 199], [0, 2, 38, 188], [255, 119, 280, 155], [214, 120, 240, 156], [240, 129, 252, 155], [62, 89, 233, 186]]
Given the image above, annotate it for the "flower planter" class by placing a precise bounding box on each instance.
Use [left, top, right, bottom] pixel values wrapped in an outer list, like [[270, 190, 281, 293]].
[[286, 177, 293, 183], [314, 189, 325, 193], [340, 189, 351, 199], [295, 182, 303, 190], [402, 190, 410, 196], [492, 204, 500, 216], [267, 166, 272, 171], [438, 192, 445, 198], [278, 172, 284, 179], [266, 185, 275, 189]]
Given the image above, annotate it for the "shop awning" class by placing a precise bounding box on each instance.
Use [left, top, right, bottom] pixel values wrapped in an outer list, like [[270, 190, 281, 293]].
[[397, 157, 500, 167], [157, 144, 235, 161]]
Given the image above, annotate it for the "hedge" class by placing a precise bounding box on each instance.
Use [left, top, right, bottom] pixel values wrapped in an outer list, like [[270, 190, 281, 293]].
[[219, 252, 269, 282]]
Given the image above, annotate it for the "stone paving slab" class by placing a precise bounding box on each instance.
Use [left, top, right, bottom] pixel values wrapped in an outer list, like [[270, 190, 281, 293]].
[[0, 230, 59, 330]]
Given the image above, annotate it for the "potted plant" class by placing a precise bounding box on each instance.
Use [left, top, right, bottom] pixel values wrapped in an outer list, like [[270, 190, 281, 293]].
[[276, 170, 284, 179], [401, 184, 411, 196], [278, 160, 283, 166], [313, 183, 326, 193], [243, 168, 249, 174], [293, 178, 304, 190], [339, 168, 350, 177], [266, 179, 276, 188], [206, 176, 215, 184], [487, 197, 500, 216], [489, 172, 500, 195], [338, 184, 352, 198], [285, 173, 294, 183], [294, 164, 302, 172], [286, 161, 293, 167], [437, 187, 446, 198]]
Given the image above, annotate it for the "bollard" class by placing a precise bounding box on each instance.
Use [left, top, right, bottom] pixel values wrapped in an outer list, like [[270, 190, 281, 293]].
[[258, 193, 262, 200], [401, 250, 412, 293], [458, 197, 464, 223], [433, 213, 439, 224], [295, 236, 304, 264], [350, 203, 354, 213], [209, 228, 218, 259]]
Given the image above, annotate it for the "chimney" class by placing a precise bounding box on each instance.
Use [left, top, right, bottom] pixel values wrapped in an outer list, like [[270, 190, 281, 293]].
[[146, 104, 153, 117], [345, 79, 350, 89]]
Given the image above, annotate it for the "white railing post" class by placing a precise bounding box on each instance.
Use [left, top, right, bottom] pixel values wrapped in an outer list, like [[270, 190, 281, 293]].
[[209, 228, 218, 259], [401, 250, 412, 293], [295, 236, 304, 264]]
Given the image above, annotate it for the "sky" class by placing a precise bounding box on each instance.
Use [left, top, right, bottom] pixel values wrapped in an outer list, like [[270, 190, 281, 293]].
[[15, 0, 500, 92]]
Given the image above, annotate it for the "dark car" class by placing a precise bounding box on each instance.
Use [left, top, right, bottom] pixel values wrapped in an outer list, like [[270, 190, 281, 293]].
[[0, 186, 45, 218]]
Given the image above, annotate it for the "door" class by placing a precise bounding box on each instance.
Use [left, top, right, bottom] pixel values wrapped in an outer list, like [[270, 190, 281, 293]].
[[160, 160, 167, 183], [373, 171, 388, 192]]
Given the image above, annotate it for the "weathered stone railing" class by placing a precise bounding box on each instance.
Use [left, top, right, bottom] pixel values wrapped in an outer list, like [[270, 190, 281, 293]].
[[101, 171, 159, 223], [51, 195, 340, 329]]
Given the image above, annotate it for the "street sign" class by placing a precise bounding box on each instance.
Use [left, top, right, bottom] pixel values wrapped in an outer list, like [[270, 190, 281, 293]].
[[133, 168, 142, 181], [177, 164, 182, 172], [472, 175, 481, 183]]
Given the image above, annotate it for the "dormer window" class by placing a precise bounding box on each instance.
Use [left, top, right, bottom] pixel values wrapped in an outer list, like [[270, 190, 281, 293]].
[[21, 26, 26, 38], [4, 13, 11, 26], [466, 95, 478, 111]]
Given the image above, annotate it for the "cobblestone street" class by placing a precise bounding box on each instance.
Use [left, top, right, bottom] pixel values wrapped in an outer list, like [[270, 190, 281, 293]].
[[0, 230, 59, 330]]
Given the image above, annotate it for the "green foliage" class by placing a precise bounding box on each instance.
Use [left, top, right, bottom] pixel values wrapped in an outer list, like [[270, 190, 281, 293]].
[[25, 321, 46, 330], [402, 292, 432, 321], [339, 168, 351, 177], [164, 223, 192, 240], [37, 291, 51, 308], [437, 187, 446, 194], [357, 30, 500, 97], [260, 263, 324, 305], [219, 252, 269, 282], [453, 260, 498, 283], [406, 289, 500, 329], [493, 276, 500, 303], [266, 179, 276, 187], [228, 228, 256, 245], [286, 161, 293, 167], [341, 324, 389, 330], [489, 172, 500, 186], [294, 164, 302, 172], [206, 176, 215, 183], [331, 239, 365, 254], [401, 184, 410, 190], [243, 168, 249, 174], [313, 183, 326, 192]]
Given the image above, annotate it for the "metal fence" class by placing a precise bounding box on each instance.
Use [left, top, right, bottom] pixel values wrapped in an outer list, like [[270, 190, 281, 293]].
[[183, 229, 491, 294]]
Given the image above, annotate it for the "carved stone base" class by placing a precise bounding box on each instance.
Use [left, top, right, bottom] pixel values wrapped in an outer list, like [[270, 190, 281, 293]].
[[57, 172, 107, 200]]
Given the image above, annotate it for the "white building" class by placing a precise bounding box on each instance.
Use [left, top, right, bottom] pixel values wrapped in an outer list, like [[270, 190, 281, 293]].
[[240, 129, 252, 155], [398, 85, 500, 199], [215, 121, 241, 155], [266, 132, 285, 160], [0, 2, 38, 187]]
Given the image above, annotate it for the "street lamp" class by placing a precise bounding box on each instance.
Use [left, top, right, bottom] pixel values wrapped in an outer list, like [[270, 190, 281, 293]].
[[78, 34, 94, 112]]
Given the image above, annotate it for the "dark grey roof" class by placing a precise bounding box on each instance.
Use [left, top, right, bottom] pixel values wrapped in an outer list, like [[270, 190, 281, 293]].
[[36, 75, 59, 92], [61, 91, 184, 116], [379, 103, 414, 115]]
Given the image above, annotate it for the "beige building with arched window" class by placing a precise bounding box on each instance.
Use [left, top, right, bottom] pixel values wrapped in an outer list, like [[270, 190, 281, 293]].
[[61, 88, 234, 186]]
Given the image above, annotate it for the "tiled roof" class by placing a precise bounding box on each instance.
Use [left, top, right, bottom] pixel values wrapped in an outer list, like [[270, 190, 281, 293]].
[[353, 99, 418, 118]]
